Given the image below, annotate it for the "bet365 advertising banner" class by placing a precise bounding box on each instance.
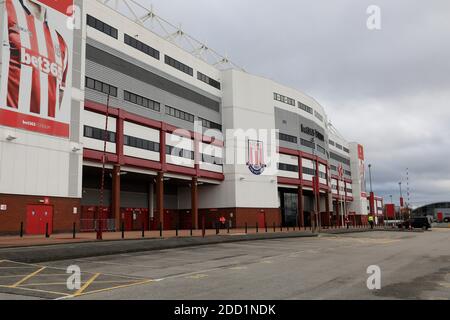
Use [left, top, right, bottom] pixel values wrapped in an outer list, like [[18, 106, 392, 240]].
[[0, 0, 74, 138]]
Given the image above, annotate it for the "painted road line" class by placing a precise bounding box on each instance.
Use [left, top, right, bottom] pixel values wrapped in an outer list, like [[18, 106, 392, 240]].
[[22, 280, 149, 287], [60, 279, 154, 300], [0, 284, 69, 297], [73, 273, 101, 297], [10, 267, 46, 288]]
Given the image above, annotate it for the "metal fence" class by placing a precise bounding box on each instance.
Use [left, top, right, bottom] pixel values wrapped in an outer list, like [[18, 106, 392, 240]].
[[80, 219, 116, 232]]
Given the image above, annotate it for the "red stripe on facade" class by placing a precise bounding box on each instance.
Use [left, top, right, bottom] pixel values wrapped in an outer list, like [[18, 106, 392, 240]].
[[6, 0, 21, 109]]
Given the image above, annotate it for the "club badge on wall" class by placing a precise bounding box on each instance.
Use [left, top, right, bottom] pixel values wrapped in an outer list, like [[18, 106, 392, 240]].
[[247, 140, 267, 176]]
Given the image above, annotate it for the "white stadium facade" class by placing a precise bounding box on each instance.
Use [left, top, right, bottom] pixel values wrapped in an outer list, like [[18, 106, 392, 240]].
[[0, 0, 383, 235]]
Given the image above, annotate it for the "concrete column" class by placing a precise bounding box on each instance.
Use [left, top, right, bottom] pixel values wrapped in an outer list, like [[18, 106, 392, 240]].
[[191, 177, 199, 229], [298, 185, 304, 228], [112, 165, 121, 230], [156, 171, 164, 229]]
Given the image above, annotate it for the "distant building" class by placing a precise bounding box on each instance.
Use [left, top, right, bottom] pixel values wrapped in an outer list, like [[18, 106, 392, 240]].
[[412, 203, 450, 222]]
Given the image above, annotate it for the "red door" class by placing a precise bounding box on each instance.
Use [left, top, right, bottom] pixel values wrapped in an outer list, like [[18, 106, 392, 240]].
[[257, 212, 266, 228], [26, 205, 53, 235]]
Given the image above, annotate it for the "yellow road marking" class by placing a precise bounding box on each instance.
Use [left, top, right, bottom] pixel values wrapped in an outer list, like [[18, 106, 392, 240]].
[[10, 267, 46, 288], [21, 280, 147, 287], [0, 284, 69, 297], [73, 273, 100, 297], [67, 279, 153, 299]]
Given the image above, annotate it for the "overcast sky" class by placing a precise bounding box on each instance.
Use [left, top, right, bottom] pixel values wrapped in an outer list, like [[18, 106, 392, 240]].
[[129, 0, 450, 207]]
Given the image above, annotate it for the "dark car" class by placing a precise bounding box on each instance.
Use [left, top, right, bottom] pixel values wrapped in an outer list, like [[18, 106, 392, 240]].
[[398, 216, 432, 230]]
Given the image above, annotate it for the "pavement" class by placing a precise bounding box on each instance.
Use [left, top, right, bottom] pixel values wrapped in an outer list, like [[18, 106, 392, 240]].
[[1, 229, 449, 300], [0, 226, 393, 263]]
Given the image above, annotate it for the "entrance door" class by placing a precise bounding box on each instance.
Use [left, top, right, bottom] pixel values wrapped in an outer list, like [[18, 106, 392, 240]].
[[257, 212, 266, 228], [282, 193, 298, 227], [26, 205, 53, 235]]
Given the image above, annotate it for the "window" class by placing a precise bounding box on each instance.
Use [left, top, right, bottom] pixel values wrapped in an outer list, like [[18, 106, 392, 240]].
[[298, 102, 313, 114], [164, 55, 193, 76], [124, 34, 160, 60], [301, 138, 315, 149], [302, 167, 316, 176], [319, 171, 327, 179], [166, 146, 194, 160], [197, 72, 221, 90], [165, 106, 194, 123], [314, 110, 324, 122], [202, 154, 223, 166], [329, 140, 335, 146], [124, 90, 160, 112], [278, 163, 299, 172], [278, 132, 298, 144], [330, 152, 351, 166], [84, 126, 116, 143], [343, 147, 350, 153], [124, 135, 160, 152], [198, 117, 222, 131], [335, 143, 343, 150], [85, 77, 117, 97], [317, 145, 326, 154], [345, 170, 352, 176], [330, 165, 337, 171], [274, 93, 295, 106], [87, 15, 118, 39]]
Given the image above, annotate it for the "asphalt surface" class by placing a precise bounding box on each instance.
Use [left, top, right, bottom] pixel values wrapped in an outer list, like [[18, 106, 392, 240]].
[[1, 229, 449, 300]]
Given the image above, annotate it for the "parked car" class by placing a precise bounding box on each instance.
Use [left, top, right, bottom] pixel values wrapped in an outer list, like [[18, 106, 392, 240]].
[[397, 216, 432, 230]]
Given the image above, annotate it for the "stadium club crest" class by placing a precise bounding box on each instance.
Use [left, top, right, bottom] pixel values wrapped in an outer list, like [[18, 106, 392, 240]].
[[246, 140, 267, 176]]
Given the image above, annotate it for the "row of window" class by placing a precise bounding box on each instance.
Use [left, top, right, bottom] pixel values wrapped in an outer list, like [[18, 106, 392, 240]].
[[124, 90, 160, 112], [85, 77, 118, 97], [84, 126, 116, 143], [314, 110, 324, 122], [298, 102, 313, 115], [87, 15, 221, 90], [86, 78, 221, 128], [166, 145, 195, 160], [202, 154, 223, 166], [197, 72, 221, 90], [278, 163, 299, 173], [165, 105, 195, 123], [302, 167, 316, 176], [278, 132, 298, 144], [274, 93, 295, 106], [300, 138, 315, 149], [124, 135, 160, 153], [330, 152, 351, 166], [87, 15, 118, 39], [124, 34, 160, 60], [198, 117, 222, 131], [329, 140, 350, 154], [317, 145, 326, 155], [165, 55, 193, 76]]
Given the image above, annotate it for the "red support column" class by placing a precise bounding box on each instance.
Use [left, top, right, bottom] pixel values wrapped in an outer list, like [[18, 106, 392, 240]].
[[112, 164, 121, 230], [156, 171, 164, 229], [315, 159, 321, 229], [160, 124, 167, 172], [191, 177, 199, 230], [116, 111, 125, 165]]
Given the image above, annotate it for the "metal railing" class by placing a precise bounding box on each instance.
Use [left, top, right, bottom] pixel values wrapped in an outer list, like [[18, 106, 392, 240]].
[[80, 219, 116, 232]]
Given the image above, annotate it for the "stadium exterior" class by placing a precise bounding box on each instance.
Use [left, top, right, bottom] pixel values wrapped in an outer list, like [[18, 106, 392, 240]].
[[0, 0, 381, 234]]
